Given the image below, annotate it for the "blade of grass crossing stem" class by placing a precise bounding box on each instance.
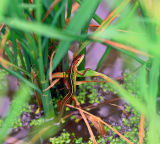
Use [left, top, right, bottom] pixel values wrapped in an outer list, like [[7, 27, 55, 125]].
[[77, 40, 91, 55], [0, 84, 30, 143], [51, 0, 100, 72], [96, 46, 112, 71], [67, 0, 72, 18]]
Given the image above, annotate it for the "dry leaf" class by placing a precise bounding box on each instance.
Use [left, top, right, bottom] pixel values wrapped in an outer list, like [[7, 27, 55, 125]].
[[87, 115, 105, 137]]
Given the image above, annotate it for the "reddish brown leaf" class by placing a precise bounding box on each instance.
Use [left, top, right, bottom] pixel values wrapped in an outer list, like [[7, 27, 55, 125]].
[[43, 78, 60, 91], [139, 113, 145, 144], [87, 115, 105, 137], [42, 0, 61, 22], [49, 50, 56, 83]]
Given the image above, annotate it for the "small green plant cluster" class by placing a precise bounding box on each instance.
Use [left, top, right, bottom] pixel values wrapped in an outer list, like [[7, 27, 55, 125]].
[[77, 81, 104, 105], [77, 73, 138, 105], [122, 73, 140, 96], [12, 118, 22, 129], [49, 129, 105, 144], [50, 129, 71, 144], [30, 118, 44, 126]]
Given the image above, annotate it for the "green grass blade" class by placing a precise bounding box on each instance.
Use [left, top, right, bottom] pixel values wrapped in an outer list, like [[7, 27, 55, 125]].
[[51, 0, 66, 26], [2, 18, 87, 41], [24, 33, 38, 58], [75, 0, 103, 24], [0, 84, 31, 143], [21, 46, 31, 73], [0, 0, 9, 19], [60, 1, 66, 28], [20, 3, 36, 9], [148, 59, 159, 111], [35, 0, 42, 22], [10, 31, 18, 65], [17, 46, 26, 70], [138, 64, 148, 101], [96, 46, 112, 71], [42, 0, 66, 52], [43, 40, 49, 69], [67, 0, 72, 18], [4, 45, 14, 63]]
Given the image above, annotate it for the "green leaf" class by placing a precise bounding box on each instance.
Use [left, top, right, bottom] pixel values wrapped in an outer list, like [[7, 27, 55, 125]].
[[10, 31, 18, 65], [67, 0, 73, 18], [96, 46, 112, 71], [148, 59, 159, 108], [2, 18, 87, 41]]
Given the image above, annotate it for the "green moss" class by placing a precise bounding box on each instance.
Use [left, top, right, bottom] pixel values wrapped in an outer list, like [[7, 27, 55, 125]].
[[30, 118, 44, 126], [50, 129, 71, 144]]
